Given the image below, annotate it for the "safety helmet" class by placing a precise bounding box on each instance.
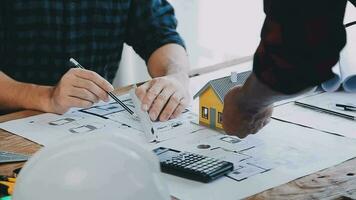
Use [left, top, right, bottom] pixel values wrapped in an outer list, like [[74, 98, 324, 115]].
[[13, 133, 169, 200]]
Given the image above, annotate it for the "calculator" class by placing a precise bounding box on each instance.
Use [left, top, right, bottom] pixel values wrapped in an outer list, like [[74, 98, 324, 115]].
[[153, 147, 234, 183], [0, 151, 29, 164]]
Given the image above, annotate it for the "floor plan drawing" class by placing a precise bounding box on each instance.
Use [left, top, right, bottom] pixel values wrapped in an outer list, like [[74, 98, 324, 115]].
[[48, 116, 84, 126], [0, 93, 200, 145], [79, 96, 135, 119], [68, 122, 106, 134], [3, 96, 356, 200], [180, 134, 273, 182]]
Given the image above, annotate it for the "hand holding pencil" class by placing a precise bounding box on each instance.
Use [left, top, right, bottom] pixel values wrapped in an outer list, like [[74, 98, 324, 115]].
[[44, 59, 114, 114], [70, 58, 136, 117]]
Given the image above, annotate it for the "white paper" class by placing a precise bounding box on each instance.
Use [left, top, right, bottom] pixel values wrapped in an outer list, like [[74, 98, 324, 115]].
[[273, 92, 356, 138], [152, 120, 356, 200], [0, 94, 199, 145], [295, 92, 356, 118], [2, 89, 356, 199]]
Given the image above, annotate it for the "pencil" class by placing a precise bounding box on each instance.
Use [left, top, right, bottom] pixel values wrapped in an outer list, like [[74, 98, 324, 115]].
[[69, 58, 136, 116]]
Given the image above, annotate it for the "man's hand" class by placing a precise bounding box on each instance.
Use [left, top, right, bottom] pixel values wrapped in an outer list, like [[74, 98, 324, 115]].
[[222, 86, 273, 138], [135, 73, 190, 122], [48, 68, 114, 114]]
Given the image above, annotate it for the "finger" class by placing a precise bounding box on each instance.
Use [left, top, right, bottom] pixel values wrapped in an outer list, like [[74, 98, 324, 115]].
[[226, 128, 247, 139], [157, 92, 183, 121], [71, 77, 109, 101], [250, 126, 262, 135], [250, 119, 266, 135], [227, 119, 252, 138], [73, 68, 114, 92], [135, 81, 151, 102], [170, 103, 186, 119], [149, 87, 176, 121], [141, 79, 165, 112], [68, 87, 99, 104], [64, 96, 93, 109], [263, 117, 271, 126]]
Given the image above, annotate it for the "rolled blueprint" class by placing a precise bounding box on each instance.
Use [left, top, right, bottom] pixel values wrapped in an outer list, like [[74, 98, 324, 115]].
[[321, 62, 342, 92], [341, 25, 356, 92]]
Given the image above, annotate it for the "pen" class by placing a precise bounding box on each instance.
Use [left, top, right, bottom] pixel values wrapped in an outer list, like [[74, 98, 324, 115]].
[[69, 58, 136, 116], [294, 101, 355, 120], [336, 104, 356, 111]]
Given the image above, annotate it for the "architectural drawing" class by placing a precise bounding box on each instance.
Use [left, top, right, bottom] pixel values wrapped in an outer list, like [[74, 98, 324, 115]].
[[8, 93, 200, 144], [182, 134, 273, 182], [69, 122, 106, 134], [3, 106, 356, 200], [80, 97, 134, 119], [48, 117, 81, 126]]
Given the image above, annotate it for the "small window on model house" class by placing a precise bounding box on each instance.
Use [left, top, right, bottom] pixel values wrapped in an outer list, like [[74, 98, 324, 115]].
[[218, 112, 223, 124], [202, 107, 209, 119]]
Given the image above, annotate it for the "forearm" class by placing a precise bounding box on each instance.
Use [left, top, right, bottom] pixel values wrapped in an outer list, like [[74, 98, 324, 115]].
[[239, 73, 313, 110], [0, 72, 52, 112], [147, 43, 189, 78], [136, 43, 190, 121]]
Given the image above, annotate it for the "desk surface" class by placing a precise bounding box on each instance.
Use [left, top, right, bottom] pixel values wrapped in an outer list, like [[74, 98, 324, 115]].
[[1, 87, 356, 200]]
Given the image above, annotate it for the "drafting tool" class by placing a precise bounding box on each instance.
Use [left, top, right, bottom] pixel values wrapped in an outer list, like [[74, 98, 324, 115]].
[[130, 86, 158, 142], [69, 58, 136, 117]]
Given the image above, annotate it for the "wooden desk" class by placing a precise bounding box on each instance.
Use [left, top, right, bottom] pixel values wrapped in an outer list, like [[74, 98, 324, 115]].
[[1, 87, 356, 199]]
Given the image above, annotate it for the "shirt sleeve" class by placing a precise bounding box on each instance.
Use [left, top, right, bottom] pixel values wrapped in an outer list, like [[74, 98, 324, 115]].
[[125, 0, 185, 62], [253, 0, 348, 94]]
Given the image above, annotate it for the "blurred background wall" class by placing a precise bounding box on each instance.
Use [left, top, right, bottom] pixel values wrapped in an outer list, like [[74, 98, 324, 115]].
[[113, 0, 265, 87], [113, 0, 356, 87]]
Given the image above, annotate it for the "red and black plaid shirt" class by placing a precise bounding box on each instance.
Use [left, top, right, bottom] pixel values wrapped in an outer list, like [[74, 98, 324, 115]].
[[253, 0, 353, 94]]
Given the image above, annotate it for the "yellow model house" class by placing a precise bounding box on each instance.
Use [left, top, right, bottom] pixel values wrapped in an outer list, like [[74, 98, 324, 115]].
[[193, 71, 251, 130]]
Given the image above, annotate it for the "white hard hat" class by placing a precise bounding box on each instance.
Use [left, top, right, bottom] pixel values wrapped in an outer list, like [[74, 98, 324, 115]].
[[13, 133, 170, 200]]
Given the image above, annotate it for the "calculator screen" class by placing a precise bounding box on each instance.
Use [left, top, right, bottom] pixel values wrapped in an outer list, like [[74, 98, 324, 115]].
[[157, 149, 180, 162]]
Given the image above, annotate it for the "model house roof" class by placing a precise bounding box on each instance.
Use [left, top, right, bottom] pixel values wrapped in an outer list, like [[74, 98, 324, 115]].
[[193, 71, 251, 102]]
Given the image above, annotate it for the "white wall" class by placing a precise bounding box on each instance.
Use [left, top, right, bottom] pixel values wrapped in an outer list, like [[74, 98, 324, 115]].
[[345, 2, 356, 23], [113, 1, 356, 87], [113, 0, 265, 87]]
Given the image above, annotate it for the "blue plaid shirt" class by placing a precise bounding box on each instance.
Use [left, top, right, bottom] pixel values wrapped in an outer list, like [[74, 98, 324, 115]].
[[0, 0, 184, 85]]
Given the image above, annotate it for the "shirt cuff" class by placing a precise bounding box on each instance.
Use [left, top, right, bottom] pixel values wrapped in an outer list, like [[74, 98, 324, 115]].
[[140, 34, 186, 63]]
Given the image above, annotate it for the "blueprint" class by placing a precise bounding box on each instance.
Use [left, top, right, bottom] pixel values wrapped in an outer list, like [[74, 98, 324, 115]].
[[2, 93, 356, 199], [155, 120, 356, 200], [273, 92, 356, 138], [0, 94, 200, 145]]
